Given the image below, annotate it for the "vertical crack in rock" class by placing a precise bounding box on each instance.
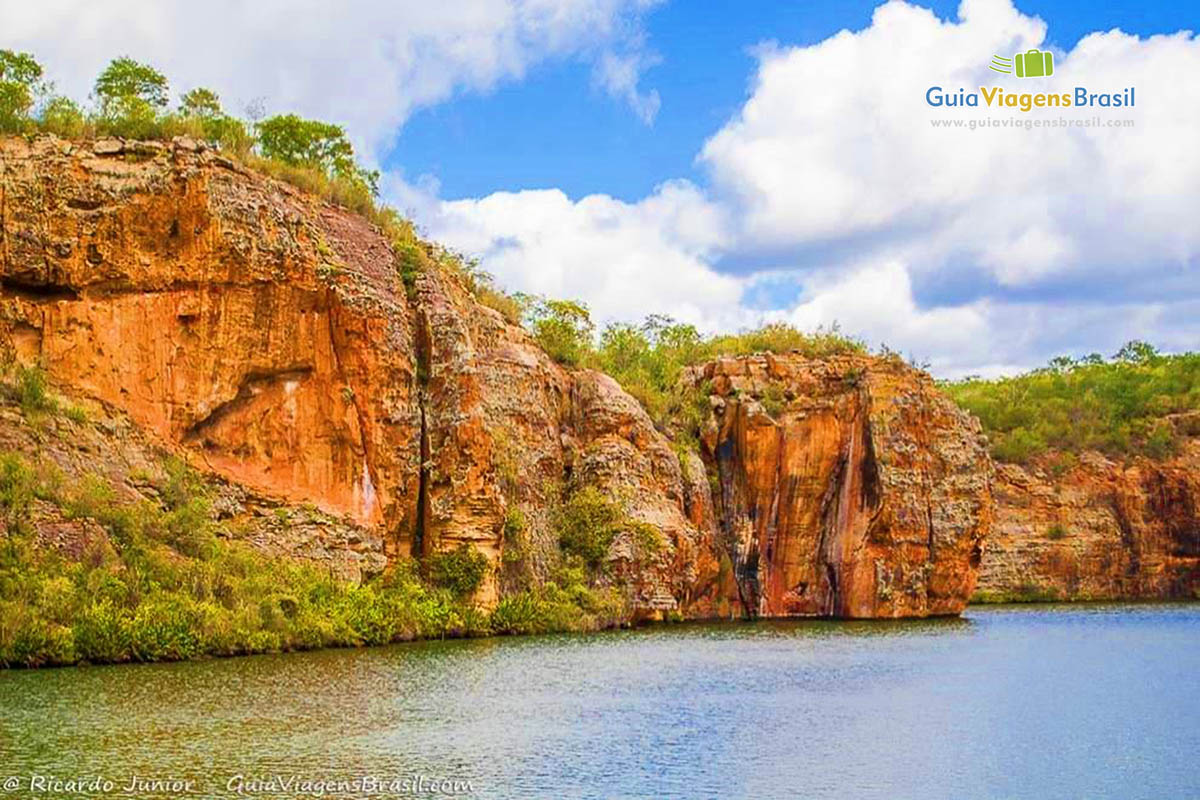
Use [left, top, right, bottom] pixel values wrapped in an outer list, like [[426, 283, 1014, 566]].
[[817, 442, 851, 616], [1109, 492, 1141, 577], [760, 421, 786, 617], [411, 292, 433, 562]]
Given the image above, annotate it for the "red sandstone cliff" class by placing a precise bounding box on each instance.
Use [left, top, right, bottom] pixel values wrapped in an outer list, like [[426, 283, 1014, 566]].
[[0, 134, 1030, 620], [0, 135, 719, 614], [693, 354, 993, 618], [977, 441, 1200, 601]]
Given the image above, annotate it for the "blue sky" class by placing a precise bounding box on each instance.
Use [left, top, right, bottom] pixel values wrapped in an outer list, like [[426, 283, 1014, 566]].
[[389, 0, 1196, 203]]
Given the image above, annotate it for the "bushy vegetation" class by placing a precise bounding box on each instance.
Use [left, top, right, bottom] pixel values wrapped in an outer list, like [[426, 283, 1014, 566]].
[[427, 542, 490, 599], [1, 364, 88, 423], [555, 485, 663, 576], [520, 302, 864, 439], [0, 49, 371, 213], [945, 343, 1200, 464], [489, 574, 626, 636], [971, 584, 1064, 604], [0, 447, 626, 668], [556, 487, 625, 573]]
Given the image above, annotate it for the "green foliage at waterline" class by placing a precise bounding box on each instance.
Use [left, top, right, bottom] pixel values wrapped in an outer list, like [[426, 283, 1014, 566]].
[[0, 449, 627, 669]]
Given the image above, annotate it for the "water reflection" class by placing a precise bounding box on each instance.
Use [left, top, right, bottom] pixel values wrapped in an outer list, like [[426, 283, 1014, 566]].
[[1, 605, 1197, 800]]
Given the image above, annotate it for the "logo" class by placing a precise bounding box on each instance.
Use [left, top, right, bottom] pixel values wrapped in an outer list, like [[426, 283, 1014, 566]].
[[990, 49, 1054, 78], [926, 46, 1135, 117]]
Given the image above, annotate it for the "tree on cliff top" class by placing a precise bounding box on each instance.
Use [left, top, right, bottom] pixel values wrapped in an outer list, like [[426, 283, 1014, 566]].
[[256, 113, 379, 196], [257, 114, 355, 176], [179, 87, 222, 119], [94, 57, 169, 111], [517, 296, 595, 367], [177, 87, 252, 155], [93, 57, 169, 138], [0, 50, 46, 133]]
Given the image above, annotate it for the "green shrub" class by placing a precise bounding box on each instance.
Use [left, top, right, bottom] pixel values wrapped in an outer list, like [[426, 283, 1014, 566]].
[[0, 609, 74, 667], [1144, 422, 1178, 460], [14, 365, 57, 417], [0, 50, 44, 133], [0, 82, 34, 133], [72, 600, 133, 663], [0, 453, 36, 535], [990, 427, 1047, 463], [1045, 524, 1068, 541], [427, 543, 489, 599], [556, 486, 623, 573], [759, 383, 787, 418], [129, 596, 202, 661], [489, 592, 544, 635], [38, 96, 87, 138], [520, 296, 594, 367], [631, 521, 664, 563], [335, 584, 401, 646]]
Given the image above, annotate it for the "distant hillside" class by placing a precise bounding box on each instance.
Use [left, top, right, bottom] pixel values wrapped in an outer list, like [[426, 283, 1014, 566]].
[[945, 344, 1200, 464]]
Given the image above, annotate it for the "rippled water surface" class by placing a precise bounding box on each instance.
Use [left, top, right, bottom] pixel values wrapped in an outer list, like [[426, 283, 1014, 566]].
[[2, 604, 1198, 799]]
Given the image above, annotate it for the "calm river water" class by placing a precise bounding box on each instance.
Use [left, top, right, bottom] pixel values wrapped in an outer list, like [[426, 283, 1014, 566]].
[[1, 604, 1197, 799]]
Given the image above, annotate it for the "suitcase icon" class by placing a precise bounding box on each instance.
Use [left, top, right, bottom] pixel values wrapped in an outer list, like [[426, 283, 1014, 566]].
[[1014, 49, 1054, 78]]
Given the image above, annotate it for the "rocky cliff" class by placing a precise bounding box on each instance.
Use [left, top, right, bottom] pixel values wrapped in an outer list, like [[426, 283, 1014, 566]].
[[977, 440, 1200, 601], [694, 354, 993, 618], [2, 134, 997, 621]]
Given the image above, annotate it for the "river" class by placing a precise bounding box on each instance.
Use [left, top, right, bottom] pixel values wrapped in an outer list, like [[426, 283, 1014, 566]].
[[2, 604, 1197, 799]]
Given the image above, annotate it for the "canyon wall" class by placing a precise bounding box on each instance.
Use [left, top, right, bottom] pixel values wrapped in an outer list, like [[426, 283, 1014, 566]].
[[977, 442, 1200, 601], [0, 135, 422, 546], [694, 354, 993, 618], [16, 134, 1192, 620], [0, 135, 719, 613]]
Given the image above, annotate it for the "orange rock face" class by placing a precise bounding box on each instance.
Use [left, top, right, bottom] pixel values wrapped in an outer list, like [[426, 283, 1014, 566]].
[[978, 446, 1200, 600], [0, 136, 716, 612], [695, 354, 993, 618], [0, 137, 421, 551], [409, 266, 717, 610], [2, 134, 1008, 619]]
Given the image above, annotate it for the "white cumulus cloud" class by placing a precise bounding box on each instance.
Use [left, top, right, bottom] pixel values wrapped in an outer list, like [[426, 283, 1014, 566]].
[[421, 0, 1200, 376], [0, 0, 664, 158]]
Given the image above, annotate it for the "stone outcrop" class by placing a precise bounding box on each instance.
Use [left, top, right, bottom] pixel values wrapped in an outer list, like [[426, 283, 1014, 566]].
[[0, 135, 718, 614], [694, 354, 993, 618], [0, 135, 421, 549], [409, 266, 716, 609], [0, 386, 386, 581], [2, 133, 1081, 620], [977, 443, 1200, 601]]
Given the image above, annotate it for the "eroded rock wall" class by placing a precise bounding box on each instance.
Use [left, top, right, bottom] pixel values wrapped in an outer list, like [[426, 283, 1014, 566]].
[[0, 136, 718, 614], [978, 446, 1200, 600], [0, 136, 421, 553], [694, 354, 993, 618], [1, 134, 1016, 619], [410, 266, 718, 610]]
